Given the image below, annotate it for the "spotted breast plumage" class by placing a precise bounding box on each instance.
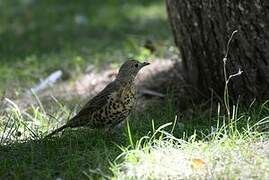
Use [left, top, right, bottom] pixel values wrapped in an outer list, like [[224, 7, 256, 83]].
[[47, 60, 149, 137]]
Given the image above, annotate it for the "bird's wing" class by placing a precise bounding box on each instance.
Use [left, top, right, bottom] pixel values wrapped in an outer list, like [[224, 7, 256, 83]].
[[68, 81, 121, 126], [82, 82, 119, 110]]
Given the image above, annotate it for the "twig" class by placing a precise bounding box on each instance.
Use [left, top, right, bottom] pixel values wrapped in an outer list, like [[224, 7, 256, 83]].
[[139, 88, 165, 98]]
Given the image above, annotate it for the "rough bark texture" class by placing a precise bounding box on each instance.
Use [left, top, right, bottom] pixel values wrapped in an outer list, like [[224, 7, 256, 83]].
[[166, 0, 269, 102]]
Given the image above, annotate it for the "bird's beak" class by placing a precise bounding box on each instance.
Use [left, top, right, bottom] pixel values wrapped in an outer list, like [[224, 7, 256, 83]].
[[142, 62, 150, 67]]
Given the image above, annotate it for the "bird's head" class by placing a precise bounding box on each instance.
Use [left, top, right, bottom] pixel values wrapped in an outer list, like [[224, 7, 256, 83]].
[[116, 59, 150, 82]]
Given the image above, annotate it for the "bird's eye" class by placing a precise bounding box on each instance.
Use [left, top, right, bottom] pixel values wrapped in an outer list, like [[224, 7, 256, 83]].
[[135, 64, 139, 68]]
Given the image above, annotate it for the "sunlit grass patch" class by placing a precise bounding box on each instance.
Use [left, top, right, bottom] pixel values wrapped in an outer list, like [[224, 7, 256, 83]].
[[0, 97, 71, 144], [112, 121, 269, 179]]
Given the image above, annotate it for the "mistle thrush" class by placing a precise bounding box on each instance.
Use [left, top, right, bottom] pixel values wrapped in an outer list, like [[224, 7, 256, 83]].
[[47, 60, 150, 137]]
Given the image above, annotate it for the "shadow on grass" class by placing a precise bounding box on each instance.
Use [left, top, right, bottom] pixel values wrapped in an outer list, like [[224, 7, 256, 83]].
[[0, 129, 126, 179]]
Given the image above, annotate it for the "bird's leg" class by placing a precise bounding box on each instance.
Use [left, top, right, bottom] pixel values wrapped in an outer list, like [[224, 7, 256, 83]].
[[104, 127, 111, 133], [115, 120, 127, 128]]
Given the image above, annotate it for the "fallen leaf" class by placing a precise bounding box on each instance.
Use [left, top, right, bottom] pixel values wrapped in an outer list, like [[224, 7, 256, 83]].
[[191, 158, 206, 169]]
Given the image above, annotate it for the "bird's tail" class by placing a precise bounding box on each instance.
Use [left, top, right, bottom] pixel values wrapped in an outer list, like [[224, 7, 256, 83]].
[[46, 124, 69, 138]]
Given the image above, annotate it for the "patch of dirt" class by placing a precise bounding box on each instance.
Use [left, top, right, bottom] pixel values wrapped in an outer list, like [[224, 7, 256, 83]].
[[13, 58, 185, 110]]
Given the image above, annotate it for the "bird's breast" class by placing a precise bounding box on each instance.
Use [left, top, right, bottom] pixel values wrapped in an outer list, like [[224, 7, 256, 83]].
[[108, 84, 136, 115], [121, 84, 136, 107], [91, 83, 137, 127]]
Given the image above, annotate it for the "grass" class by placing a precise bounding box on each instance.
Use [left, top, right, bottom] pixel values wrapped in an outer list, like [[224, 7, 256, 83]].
[[112, 125, 269, 179], [110, 101, 269, 179], [1, 95, 269, 179]]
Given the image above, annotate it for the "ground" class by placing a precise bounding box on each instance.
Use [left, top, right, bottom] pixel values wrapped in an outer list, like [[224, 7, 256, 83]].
[[0, 0, 269, 179]]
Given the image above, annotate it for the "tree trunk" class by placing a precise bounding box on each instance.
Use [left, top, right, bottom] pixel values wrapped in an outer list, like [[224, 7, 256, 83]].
[[166, 0, 269, 103]]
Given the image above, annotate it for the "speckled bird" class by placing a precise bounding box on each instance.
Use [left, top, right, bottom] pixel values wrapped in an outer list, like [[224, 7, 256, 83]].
[[47, 60, 150, 137]]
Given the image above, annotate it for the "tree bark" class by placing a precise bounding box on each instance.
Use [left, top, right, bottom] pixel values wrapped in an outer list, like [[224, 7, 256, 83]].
[[166, 0, 269, 102]]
